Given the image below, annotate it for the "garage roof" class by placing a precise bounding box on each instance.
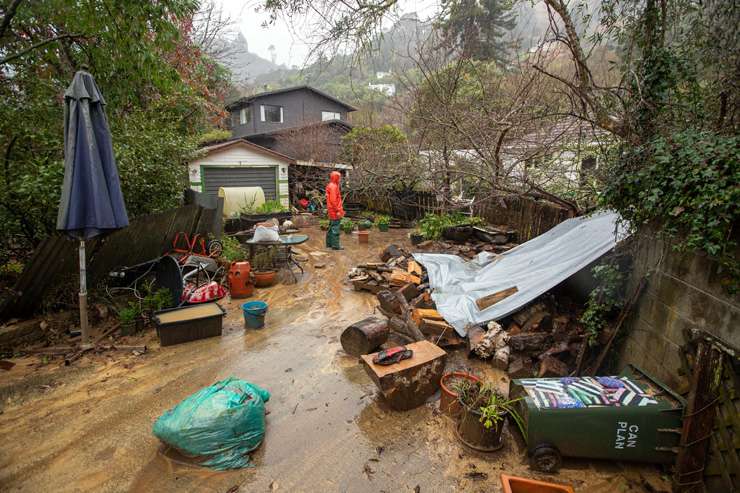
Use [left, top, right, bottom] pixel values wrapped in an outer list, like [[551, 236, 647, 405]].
[[197, 138, 295, 164]]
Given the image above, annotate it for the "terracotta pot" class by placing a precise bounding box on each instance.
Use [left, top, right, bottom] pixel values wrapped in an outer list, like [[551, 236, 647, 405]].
[[358, 230, 369, 244], [253, 270, 277, 287], [456, 404, 505, 452], [500, 474, 574, 493], [440, 372, 481, 418]]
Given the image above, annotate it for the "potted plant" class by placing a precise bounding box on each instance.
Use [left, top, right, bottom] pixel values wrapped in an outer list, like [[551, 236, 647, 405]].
[[219, 234, 245, 268], [319, 219, 330, 231], [340, 217, 354, 234], [375, 215, 391, 232], [456, 382, 525, 452], [440, 372, 481, 418], [357, 219, 373, 231], [252, 249, 277, 287], [119, 304, 141, 336], [409, 230, 424, 245]]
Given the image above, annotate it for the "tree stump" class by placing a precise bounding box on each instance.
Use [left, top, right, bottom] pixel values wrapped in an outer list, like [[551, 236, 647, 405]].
[[340, 317, 389, 356]]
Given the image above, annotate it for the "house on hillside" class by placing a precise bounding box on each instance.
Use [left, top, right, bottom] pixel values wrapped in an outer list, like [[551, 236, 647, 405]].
[[226, 86, 357, 203]]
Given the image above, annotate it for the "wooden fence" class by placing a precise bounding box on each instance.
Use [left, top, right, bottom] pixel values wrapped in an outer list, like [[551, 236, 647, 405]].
[[348, 190, 573, 242], [0, 202, 221, 319]]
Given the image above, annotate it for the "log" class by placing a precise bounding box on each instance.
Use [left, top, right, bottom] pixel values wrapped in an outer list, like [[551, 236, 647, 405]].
[[377, 290, 401, 315], [538, 356, 569, 377], [360, 340, 447, 410], [394, 291, 425, 342], [340, 317, 390, 357], [418, 318, 452, 337], [397, 283, 419, 302], [475, 286, 518, 311], [508, 332, 550, 352]]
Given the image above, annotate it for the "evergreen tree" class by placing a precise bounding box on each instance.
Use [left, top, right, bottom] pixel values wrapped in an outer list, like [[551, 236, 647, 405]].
[[437, 0, 516, 65]]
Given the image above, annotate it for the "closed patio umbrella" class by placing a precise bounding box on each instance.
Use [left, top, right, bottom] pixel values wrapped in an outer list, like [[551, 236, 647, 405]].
[[57, 71, 129, 345]]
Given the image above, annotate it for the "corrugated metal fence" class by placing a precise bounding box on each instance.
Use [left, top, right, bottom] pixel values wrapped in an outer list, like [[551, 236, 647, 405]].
[[0, 202, 221, 319]]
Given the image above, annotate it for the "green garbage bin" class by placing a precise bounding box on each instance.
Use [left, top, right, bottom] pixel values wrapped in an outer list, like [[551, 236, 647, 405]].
[[510, 365, 685, 472]]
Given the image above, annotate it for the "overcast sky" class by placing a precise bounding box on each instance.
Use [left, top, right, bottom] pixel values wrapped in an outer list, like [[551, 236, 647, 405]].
[[215, 0, 442, 68]]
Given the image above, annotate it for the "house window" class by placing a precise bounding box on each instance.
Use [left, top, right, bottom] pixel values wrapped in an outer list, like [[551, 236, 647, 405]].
[[260, 104, 283, 123], [239, 107, 250, 125], [321, 111, 341, 121]]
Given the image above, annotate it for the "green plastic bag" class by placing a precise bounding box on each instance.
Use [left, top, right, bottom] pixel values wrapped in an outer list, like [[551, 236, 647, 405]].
[[153, 377, 270, 470]]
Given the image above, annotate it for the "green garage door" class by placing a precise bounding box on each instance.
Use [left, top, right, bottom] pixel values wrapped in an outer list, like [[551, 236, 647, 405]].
[[202, 166, 277, 200]]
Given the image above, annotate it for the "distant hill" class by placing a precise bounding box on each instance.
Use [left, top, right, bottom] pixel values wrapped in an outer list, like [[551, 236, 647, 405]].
[[222, 33, 283, 84]]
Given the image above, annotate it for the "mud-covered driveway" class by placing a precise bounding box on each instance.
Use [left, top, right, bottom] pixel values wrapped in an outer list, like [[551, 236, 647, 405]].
[[0, 226, 668, 492]]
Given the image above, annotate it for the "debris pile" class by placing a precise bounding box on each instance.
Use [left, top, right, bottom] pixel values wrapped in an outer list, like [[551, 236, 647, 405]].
[[347, 244, 464, 348], [469, 296, 588, 378], [416, 225, 518, 259]]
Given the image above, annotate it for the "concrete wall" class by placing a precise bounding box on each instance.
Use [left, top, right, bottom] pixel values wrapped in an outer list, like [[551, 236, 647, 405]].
[[618, 229, 739, 389], [231, 89, 350, 138]]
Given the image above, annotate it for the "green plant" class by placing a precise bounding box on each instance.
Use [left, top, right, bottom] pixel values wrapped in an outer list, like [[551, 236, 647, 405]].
[[375, 215, 391, 227], [319, 219, 330, 230], [458, 382, 525, 437], [602, 131, 739, 290], [340, 217, 354, 233], [143, 287, 173, 313], [118, 305, 139, 325], [220, 235, 245, 263], [580, 263, 626, 346], [255, 200, 287, 214], [418, 212, 485, 240]]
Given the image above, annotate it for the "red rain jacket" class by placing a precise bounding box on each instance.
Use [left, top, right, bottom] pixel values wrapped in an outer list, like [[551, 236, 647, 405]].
[[325, 171, 345, 220]]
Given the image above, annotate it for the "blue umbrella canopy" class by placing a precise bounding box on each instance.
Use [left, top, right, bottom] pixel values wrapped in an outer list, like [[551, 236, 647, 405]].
[[56, 71, 128, 239]]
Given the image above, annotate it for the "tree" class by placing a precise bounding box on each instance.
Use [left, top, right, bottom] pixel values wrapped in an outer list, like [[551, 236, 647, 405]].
[[0, 0, 230, 262], [436, 0, 516, 64]]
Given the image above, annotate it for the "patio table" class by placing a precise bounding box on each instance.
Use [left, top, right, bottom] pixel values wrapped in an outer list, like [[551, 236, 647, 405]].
[[245, 234, 309, 281]]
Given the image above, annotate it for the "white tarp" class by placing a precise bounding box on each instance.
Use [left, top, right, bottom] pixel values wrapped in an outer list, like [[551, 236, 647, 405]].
[[413, 211, 628, 336]]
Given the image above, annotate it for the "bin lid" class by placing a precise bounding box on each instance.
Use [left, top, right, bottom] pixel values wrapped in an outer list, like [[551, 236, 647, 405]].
[[512, 374, 673, 410]]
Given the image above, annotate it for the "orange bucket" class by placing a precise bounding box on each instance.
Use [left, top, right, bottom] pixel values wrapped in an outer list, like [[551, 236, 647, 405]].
[[228, 261, 254, 298]]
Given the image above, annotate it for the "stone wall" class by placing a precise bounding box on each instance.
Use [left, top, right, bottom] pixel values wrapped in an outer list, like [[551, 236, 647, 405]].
[[618, 229, 739, 389]]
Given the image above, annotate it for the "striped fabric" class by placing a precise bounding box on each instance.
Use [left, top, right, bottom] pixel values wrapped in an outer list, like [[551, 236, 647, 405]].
[[520, 376, 659, 409]]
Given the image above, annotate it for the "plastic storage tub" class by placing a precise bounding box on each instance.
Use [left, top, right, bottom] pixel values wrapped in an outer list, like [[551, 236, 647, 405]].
[[153, 303, 225, 346]]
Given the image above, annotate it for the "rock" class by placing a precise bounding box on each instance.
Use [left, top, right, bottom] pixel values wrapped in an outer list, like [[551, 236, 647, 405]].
[[380, 244, 403, 262], [538, 356, 569, 377], [314, 263, 326, 269], [492, 345, 510, 370]]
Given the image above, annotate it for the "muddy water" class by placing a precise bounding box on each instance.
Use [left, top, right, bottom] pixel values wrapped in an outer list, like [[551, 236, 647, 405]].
[[0, 227, 668, 492]]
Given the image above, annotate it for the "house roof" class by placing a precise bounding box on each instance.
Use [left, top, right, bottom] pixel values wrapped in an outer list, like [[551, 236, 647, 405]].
[[196, 138, 295, 164], [245, 119, 353, 139], [226, 85, 358, 112]]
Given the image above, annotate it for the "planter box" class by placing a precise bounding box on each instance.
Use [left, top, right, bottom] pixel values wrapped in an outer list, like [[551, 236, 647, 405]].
[[500, 474, 574, 493], [153, 303, 225, 347]]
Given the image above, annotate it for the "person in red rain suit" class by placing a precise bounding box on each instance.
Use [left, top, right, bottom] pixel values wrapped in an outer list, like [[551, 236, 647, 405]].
[[325, 171, 345, 250]]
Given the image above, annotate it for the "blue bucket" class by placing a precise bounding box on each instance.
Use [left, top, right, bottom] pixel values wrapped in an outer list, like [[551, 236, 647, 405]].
[[242, 301, 268, 329]]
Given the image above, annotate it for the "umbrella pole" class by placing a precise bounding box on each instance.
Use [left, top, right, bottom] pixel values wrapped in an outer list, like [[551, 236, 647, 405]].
[[79, 240, 91, 346]]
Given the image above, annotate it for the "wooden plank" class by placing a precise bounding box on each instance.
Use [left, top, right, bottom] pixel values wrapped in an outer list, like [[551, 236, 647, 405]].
[[475, 286, 518, 311], [674, 340, 724, 492], [390, 270, 420, 286], [407, 260, 423, 276], [411, 308, 443, 325]]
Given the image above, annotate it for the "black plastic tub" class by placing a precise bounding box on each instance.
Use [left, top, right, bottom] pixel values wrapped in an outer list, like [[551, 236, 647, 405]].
[[153, 303, 226, 347]]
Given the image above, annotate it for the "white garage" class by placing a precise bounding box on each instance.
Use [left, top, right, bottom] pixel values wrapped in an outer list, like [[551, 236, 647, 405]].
[[188, 139, 293, 208]]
